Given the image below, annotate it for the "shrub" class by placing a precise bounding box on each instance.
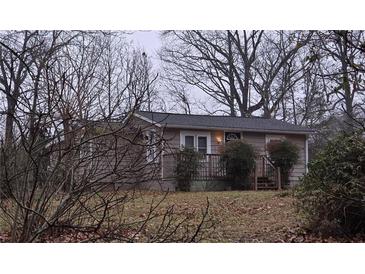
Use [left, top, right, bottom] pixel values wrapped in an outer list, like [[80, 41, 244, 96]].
[[294, 132, 365, 236], [220, 140, 256, 190], [175, 147, 202, 191], [267, 140, 299, 185]]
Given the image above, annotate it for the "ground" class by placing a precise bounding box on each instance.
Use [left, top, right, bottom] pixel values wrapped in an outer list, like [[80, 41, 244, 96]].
[[1, 191, 361, 242], [122, 190, 309, 242]]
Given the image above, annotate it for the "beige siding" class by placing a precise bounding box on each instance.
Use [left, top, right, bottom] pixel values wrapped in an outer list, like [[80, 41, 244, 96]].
[[163, 128, 180, 151], [285, 134, 306, 186], [242, 132, 266, 155], [242, 132, 266, 176], [161, 128, 179, 185], [73, 116, 165, 189]]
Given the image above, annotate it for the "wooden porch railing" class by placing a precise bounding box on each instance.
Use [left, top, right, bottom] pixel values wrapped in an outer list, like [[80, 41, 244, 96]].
[[162, 152, 281, 190], [162, 153, 229, 181], [194, 153, 229, 181]]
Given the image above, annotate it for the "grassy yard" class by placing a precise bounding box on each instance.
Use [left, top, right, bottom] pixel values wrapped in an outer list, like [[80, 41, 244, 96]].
[[1, 190, 353, 242], [122, 190, 304, 242]]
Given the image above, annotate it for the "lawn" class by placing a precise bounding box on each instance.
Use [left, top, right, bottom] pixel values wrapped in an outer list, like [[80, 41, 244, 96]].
[[1, 190, 354, 242], [121, 190, 304, 242]]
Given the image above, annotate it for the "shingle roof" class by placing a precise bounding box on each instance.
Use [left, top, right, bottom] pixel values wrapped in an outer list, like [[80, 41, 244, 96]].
[[135, 111, 314, 134]]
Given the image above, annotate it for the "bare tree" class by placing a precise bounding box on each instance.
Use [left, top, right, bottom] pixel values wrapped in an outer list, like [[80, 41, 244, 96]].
[[160, 78, 192, 114], [251, 31, 313, 118], [160, 30, 315, 118], [160, 30, 267, 117], [315, 30, 365, 129], [0, 31, 39, 147], [0, 31, 211, 243], [287, 64, 329, 126]]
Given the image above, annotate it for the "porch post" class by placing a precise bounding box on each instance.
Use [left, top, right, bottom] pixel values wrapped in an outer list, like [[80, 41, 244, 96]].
[[254, 165, 258, 191], [277, 167, 282, 190], [208, 154, 212, 178]]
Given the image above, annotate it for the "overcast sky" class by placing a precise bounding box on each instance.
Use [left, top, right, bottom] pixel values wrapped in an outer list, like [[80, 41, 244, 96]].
[[130, 31, 161, 66], [129, 31, 213, 113]]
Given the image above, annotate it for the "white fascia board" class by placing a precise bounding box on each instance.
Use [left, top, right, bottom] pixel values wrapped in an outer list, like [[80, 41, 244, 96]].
[[164, 124, 314, 135], [133, 113, 162, 127]]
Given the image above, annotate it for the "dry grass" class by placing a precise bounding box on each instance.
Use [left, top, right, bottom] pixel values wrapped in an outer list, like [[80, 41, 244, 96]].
[[3, 190, 359, 242], [121, 190, 302, 242]]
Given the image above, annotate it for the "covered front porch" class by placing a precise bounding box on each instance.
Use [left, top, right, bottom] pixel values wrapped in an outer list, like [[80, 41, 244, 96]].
[[161, 153, 284, 191]]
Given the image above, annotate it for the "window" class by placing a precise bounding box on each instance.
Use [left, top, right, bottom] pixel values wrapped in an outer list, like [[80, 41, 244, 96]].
[[268, 139, 282, 145], [146, 130, 157, 163], [265, 135, 285, 144], [180, 130, 211, 154], [198, 136, 207, 154], [224, 132, 241, 143], [184, 135, 195, 149]]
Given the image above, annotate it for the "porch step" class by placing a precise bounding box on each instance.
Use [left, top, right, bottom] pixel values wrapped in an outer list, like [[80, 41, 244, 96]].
[[256, 177, 278, 190]]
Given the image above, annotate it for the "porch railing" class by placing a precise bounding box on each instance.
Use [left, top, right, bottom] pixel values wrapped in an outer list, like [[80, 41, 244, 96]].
[[162, 153, 229, 181], [162, 152, 281, 189]]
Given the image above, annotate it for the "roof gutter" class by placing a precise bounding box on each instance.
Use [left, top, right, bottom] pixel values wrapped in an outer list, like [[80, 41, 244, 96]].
[[160, 124, 315, 135], [133, 113, 315, 135]]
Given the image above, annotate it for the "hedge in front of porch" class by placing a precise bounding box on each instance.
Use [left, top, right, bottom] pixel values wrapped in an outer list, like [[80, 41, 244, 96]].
[[220, 140, 256, 190], [175, 147, 203, 191]]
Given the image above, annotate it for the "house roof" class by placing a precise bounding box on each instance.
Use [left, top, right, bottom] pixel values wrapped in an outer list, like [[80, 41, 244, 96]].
[[135, 111, 315, 135]]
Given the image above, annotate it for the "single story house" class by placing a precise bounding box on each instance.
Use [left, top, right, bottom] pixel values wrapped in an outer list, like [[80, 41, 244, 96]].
[[125, 111, 314, 191], [59, 110, 314, 191]]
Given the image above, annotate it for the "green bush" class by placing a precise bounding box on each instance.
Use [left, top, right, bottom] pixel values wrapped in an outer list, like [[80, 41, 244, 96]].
[[175, 147, 202, 191], [294, 132, 365, 236], [267, 140, 299, 185], [220, 140, 256, 190]]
